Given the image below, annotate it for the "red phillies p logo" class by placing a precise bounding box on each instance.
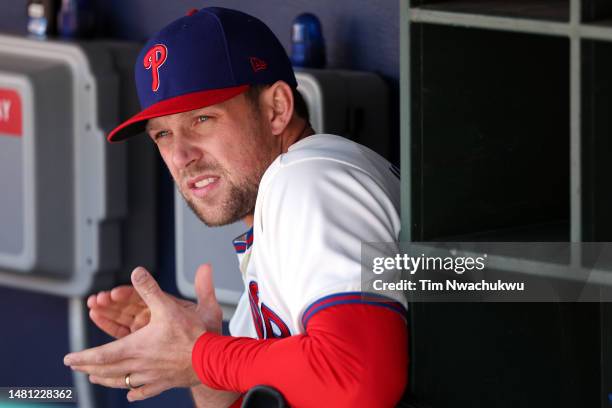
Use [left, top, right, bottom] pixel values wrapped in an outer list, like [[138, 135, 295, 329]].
[[143, 44, 168, 92]]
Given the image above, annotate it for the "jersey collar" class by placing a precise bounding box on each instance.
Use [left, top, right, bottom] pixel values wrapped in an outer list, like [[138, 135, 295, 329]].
[[232, 227, 254, 254]]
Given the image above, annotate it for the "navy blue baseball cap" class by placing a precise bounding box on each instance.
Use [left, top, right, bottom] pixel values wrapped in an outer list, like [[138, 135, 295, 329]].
[[108, 7, 298, 142]]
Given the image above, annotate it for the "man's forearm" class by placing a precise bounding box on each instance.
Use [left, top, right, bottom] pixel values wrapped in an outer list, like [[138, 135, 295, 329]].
[[190, 384, 240, 408], [192, 304, 408, 407]]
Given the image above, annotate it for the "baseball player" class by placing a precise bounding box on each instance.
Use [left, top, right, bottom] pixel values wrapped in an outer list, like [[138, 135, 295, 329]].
[[64, 7, 408, 407]]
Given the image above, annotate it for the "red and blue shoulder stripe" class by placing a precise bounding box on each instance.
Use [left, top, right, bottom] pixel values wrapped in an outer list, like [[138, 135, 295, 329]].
[[301, 291, 407, 329]]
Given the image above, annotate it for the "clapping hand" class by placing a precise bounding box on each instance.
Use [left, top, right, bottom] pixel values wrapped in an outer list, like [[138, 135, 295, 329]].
[[64, 264, 223, 402]]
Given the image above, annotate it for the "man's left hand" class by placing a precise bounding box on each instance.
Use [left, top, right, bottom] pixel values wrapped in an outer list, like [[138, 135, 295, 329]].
[[64, 265, 221, 402]]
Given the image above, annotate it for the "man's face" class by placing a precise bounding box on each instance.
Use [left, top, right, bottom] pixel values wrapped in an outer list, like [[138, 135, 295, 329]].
[[147, 93, 276, 226]]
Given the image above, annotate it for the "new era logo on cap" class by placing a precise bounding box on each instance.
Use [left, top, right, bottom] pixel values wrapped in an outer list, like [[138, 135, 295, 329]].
[[107, 7, 297, 142], [143, 44, 168, 92], [250, 57, 268, 72]]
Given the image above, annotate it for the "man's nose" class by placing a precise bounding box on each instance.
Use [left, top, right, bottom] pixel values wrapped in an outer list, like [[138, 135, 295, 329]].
[[171, 132, 202, 169]]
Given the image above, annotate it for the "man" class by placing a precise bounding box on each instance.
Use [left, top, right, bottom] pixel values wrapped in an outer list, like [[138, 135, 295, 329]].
[[64, 7, 408, 407]]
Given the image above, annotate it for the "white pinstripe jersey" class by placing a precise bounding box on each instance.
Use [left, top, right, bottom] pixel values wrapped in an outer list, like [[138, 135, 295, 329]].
[[228, 134, 406, 339]]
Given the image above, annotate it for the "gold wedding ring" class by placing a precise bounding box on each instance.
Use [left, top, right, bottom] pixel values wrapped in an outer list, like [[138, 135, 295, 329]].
[[125, 373, 141, 390]]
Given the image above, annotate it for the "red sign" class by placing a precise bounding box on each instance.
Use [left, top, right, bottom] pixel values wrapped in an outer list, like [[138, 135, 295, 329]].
[[0, 89, 22, 137]]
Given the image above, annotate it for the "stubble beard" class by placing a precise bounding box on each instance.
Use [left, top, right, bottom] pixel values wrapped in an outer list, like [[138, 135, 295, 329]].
[[183, 173, 260, 227]]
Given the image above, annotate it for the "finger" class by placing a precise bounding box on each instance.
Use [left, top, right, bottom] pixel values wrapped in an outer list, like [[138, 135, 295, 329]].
[[72, 359, 143, 378], [91, 305, 139, 329], [89, 374, 128, 389], [194, 264, 222, 333], [127, 380, 170, 402], [89, 371, 152, 390], [87, 294, 97, 308], [131, 267, 167, 312], [195, 264, 217, 305], [64, 336, 133, 367], [96, 291, 112, 307], [90, 298, 151, 336], [110, 286, 143, 305], [89, 288, 140, 313], [89, 309, 130, 339], [91, 295, 149, 325]]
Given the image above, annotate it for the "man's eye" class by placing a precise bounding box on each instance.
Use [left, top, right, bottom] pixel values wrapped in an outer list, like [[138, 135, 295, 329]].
[[154, 130, 169, 140], [197, 115, 209, 123]]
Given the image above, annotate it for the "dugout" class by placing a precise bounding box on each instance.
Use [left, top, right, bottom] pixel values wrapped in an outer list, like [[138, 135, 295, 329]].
[[400, 1, 612, 407]]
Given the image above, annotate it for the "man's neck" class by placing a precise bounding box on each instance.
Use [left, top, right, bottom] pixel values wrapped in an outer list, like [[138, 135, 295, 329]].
[[243, 214, 254, 228], [242, 119, 315, 229], [280, 118, 315, 153]]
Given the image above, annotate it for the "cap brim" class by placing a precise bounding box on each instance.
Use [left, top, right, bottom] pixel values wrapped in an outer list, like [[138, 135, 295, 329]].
[[107, 84, 250, 142]]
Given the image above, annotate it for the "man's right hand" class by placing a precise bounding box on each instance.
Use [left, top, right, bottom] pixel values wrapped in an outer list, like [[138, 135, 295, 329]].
[[86, 265, 237, 407], [87, 264, 219, 339], [87, 285, 151, 339]]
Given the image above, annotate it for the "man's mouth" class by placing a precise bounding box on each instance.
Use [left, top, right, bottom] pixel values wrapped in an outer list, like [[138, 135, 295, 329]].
[[194, 177, 216, 188], [188, 175, 220, 198]]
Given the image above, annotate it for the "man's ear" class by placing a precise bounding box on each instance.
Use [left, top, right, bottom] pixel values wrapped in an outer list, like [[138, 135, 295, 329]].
[[260, 81, 294, 136]]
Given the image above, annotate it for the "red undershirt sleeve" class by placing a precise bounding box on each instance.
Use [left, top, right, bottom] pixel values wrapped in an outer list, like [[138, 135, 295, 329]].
[[192, 303, 408, 408]]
